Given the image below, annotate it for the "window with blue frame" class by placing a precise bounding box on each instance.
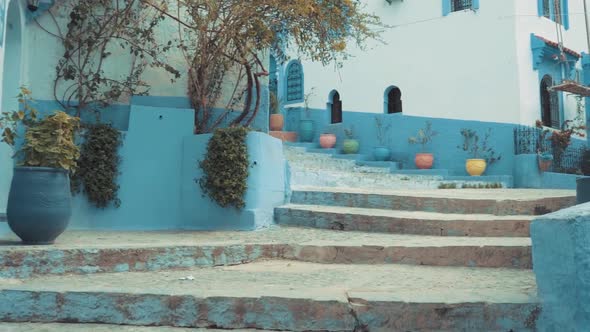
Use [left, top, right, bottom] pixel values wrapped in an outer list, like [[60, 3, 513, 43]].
[[443, 0, 479, 15], [538, 0, 569, 29], [284, 60, 304, 104]]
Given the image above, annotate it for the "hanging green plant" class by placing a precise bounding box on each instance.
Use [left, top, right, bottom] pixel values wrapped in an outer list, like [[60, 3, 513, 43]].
[[72, 124, 122, 208], [199, 127, 249, 209]]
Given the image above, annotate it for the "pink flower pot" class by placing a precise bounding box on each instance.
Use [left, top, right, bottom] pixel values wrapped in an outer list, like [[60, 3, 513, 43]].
[[415, 153, 434, 169], [320, 134, 336, 149]]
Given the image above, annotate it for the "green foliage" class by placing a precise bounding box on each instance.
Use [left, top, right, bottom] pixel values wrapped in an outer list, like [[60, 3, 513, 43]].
[[269, 92, 281, 114], [199, 127, 249, 209], [461, 182, 503, 189], [408, 121, 437, 152], [438, 183, 457, 189], [458, 128, 502, 166], [0, 87, 38, 146], [72, 124, 123, 208], [20, 112, 80, 171]]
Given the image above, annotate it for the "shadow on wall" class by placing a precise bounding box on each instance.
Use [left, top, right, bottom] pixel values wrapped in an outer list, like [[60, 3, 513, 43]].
[[285, 107, 517, 176]]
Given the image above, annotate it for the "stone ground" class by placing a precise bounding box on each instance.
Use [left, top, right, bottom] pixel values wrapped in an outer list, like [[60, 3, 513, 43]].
[[0, 260, 536, 304], [0, 323, 262, 332], [0, 323, 264, 331], [0, 226, 531, 250]]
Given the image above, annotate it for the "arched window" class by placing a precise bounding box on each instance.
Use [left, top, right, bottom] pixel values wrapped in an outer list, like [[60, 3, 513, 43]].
[[540, 75, 560, 128], [384, 86, 402, 114], [284, 60, 304, 104], [329, 90, 342, 124]]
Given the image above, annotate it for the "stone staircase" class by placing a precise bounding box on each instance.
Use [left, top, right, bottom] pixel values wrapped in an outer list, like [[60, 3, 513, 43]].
[[285, 145, 513, 189], [0, 182, 576, 331]]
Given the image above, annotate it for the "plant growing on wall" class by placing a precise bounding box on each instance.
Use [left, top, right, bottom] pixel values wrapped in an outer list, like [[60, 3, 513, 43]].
[[145, 0, 384, 133], [199, 127, 249, 209], [408, 121, 437, 152], [458, 128, 502, 166], [40, 0, 180, 117], [71, 124, 123, 208]]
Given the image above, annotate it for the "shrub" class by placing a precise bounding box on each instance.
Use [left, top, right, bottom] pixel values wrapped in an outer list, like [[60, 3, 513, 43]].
[[199, 127, 249, 209]]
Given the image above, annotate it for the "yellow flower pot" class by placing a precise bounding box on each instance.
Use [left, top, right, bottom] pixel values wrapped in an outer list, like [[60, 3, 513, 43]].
[[466, 159, 487, 176]]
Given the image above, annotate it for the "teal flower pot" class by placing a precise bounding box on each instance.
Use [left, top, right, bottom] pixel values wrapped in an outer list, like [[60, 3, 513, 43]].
[[373, 146, 391, 161], [299, 120, 314, 143], [7, 167, 72, 244], [343, 139, 360, 154]]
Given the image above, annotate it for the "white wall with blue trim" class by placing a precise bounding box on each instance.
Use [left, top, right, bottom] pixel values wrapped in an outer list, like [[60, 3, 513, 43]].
[[293, 0, 588, 131]]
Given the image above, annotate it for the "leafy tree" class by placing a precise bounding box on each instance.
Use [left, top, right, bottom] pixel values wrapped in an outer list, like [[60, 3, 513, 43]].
[[144, 0, 383, 133]]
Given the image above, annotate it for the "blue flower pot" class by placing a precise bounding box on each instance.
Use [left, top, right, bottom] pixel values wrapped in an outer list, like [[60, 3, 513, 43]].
[[374, 146, 391, 161], [299, 120, 315, 143], [7, 167, 72, 244]]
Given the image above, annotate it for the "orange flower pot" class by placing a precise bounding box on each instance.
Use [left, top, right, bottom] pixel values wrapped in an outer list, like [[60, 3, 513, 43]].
[[319, 134, 336, 149], [269, 114, 284, 131], [415, 153, 434, 169]]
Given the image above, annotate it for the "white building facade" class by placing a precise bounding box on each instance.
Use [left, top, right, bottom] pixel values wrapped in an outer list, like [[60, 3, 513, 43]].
[[282, 0, 590, 129]]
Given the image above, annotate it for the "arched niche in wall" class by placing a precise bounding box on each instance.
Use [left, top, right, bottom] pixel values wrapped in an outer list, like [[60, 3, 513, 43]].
[[328, 90, 342, 124], [2, 0, 23, 115], [384, 86, 402, 114]]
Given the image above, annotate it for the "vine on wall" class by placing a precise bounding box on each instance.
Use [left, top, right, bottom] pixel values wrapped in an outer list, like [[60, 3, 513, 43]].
[[72, 124, 123, 208], [39, 0, 180, 116], [198, 127, 249, 209]]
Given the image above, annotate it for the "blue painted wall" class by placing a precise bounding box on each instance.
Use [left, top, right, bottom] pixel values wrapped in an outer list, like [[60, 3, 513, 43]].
[[181, 132, 287, 230], [531, 203, 590, 331], [286, 107, 516, 176], [68, 106, 284, 230], [514, 154, 587, 189]]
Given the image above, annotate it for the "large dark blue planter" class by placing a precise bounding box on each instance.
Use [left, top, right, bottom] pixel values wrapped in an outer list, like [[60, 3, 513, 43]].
[[7, 167, 72, 244], [577, 177, 590, 205], [299, 120, 315, 143]]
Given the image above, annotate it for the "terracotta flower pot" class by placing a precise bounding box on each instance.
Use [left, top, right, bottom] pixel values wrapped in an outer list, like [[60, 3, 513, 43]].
[[319, 134, 336, 149], [269, 114, 284, 131], [466, 159, 487, 176], [538, 158, 553, 172], [415, 153, 434, 169]]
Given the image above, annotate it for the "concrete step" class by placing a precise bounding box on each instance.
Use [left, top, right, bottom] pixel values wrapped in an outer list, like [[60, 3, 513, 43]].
[[275, 204, 534, 237], [0, 227, 532, 278], [291, 186, 576, 216], [0, 261, 539, 331], [0, 323, 261, 332]]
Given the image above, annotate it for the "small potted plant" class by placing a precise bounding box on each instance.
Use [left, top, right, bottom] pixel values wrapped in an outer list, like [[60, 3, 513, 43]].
[[374, 116, 391, 161], [299, 88, 315, 142], [0, 87, 80, 244], [342, 125, 359, 154], [458, 128, 501, 176], [535, 120, 554, 172], [408, 121, 437, 169], [269, 92, 284, 131]]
